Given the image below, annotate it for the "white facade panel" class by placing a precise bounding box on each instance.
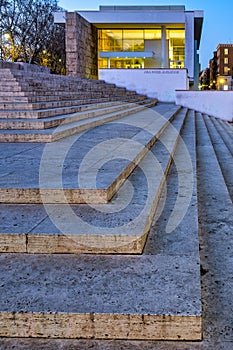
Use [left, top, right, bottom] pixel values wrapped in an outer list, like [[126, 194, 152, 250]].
[[78, 11, 185, 25], [100, 69, 188, 102], [176, 90, 233, 121], [185, 12, 195, 80]]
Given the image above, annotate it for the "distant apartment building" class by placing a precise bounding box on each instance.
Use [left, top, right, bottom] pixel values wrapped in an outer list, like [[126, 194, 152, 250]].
[[216, 44, 233, 90], [208, 51, 217, 89]]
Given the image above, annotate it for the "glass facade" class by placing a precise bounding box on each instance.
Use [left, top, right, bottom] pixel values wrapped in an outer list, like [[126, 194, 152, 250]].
[[98, 28, 185, 69], [167, 29, 185, 68]]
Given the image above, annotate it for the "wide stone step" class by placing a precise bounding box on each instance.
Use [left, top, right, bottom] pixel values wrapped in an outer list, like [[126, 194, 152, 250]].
[[0, 85, 22, 92], [0, 101, 134, 123], [0, 99, 126, 111], [0, 108, 202, 340], [0, 77, 120, 91], [0, 94, 145, 106], [0, 98, 155, 123], [0, 105, 187, 254], [1, 74, 138, 92], [210, 117, 233, 156], [0, 84, 133, 96], [0, 97, 153, 112], [8, 72, 141, 97], [203, 114, 233, 201], [0, 100, 157, 142], [0, 103, 178, 205], [0, 94, 143, 104], [218, 118, 233, 134], [0, 89, 125, 97]]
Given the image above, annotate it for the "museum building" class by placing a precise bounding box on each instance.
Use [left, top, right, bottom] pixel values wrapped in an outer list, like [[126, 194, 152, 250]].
[[55, 5, 203, 101]]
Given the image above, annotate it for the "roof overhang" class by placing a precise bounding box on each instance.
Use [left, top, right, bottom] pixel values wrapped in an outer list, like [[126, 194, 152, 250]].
[[194, 11, 204, 50], [77, 10, 186, 27]]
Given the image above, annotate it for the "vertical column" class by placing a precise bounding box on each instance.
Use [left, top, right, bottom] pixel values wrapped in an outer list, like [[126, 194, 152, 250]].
[[66, 12, 79, 77], [185, 12, 194, 83], [66, 12, 98, 79], [161, 25, 167, 68]]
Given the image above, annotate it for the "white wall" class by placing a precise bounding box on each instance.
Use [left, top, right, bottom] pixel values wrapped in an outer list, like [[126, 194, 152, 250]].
[[185, 12, 194, 81], [175, 90, 233, 122], [100, 69, 188, 102], [79, 10, 185, 25]]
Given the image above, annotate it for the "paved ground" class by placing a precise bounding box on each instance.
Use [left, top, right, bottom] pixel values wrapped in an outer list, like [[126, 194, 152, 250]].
[[0, 112, 232, 349]]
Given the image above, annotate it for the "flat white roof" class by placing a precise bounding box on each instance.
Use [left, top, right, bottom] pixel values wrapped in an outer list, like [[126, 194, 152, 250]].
[[99, 5, 186, 11], [78, 10, 186, 26]]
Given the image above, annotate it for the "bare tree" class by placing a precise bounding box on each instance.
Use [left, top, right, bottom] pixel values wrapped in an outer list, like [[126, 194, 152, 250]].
[[0, 0, 65, 73]]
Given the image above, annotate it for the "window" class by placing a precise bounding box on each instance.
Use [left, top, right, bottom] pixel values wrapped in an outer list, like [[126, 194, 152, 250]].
[[98, 27, 185, 69], [224, 48, 228, 55], [144, 29, 161, 40], [167, 29, 185, 68], [98, 30, 123, 52], [224, 57, 228, 64], [122, 30, 144, 52], [224, 66, 229, 74]]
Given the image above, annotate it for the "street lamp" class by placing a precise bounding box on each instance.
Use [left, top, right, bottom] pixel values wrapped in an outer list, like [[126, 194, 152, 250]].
[[219, 78, 226, 84], [4, 33, 10, 41]]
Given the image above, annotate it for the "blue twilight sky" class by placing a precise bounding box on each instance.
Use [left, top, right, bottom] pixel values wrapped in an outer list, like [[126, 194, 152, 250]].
[[58, 0, 233, 70]]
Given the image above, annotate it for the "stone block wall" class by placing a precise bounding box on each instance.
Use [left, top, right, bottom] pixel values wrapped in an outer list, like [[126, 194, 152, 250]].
[[66, 12, 98, 79], [0, 61, 50, 73]]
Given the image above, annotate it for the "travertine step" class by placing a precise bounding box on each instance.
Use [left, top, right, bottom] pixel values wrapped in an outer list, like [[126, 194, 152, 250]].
[[0, 90, 127, 97], [0, 108, 202, 340], [0, 100, 157, 142], [4, 81, 133, 94], [0, 105, 187, 254], [0, 97, 154, 119], [0, 98, 151, 111], [0, 69, 144, 99], [0, 82, 137, 94], [210, 117, 233, 156], [0, 94, 144, 104], [203, 115, 233, 201], [0, 101, 136, 124], [218, 118, 233, 133], [0, 104, 180, 204], [0, 101, 157, 130]]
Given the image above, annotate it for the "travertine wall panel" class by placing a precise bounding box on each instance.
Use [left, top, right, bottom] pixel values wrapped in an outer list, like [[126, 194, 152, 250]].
[[66, 12, 98, 79]]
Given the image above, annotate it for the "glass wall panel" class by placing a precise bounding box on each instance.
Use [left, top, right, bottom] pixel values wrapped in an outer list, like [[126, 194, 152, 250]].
[[111, 58, 144, 69], [167, 29, 185, 68], [98, 28, 185, 69], [144, 29, 161, 40], [99, 30, 123, 52]]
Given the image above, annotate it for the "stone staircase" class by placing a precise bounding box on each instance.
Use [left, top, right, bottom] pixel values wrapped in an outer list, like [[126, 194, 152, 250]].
[[0, 64, 232, 342], [0, 65, 157, 142]]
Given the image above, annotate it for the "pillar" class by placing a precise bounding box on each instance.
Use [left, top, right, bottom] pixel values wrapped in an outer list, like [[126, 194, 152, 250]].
[[161, 25, 167, 68]]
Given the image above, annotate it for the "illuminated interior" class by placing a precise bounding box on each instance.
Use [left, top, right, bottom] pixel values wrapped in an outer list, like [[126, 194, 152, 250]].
[[167, 29, 185, 68], [98, 28, 185, 69]]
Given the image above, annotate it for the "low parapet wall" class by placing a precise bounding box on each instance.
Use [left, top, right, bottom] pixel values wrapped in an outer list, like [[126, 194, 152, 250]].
[[0, 60, 50, 73], [100, 69, 188, 102], [176, 90, 233, 122]]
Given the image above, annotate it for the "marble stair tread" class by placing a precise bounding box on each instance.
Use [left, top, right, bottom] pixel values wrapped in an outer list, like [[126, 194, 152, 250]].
[[0, 254, 202, 340], [0, 99, 128, 111], [0, 101, 156, 142], [0, 104, 180, 203], [0, 102, 138, 126], [0, 105, 187, 254], [0, 109, 202, 340], [0, 95, 144, 104]]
